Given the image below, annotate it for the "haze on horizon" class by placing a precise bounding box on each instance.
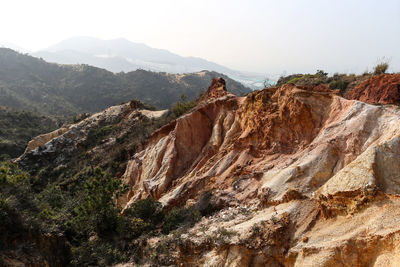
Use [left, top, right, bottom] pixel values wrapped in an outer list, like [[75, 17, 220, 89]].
[[1, 0, 399, 75]]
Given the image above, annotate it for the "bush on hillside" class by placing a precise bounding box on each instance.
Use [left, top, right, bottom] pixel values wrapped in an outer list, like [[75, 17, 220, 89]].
[[68, 168, 127, 237], [171, 94, 196, 117], [83, 125, 114, 147], [282, 70, 329, 85], [374, 62, 389, 75], [0, 159, 207, 266], [329, 79, 350, 92], [125, 198, 163, 224], [162, 207, 201, 234]]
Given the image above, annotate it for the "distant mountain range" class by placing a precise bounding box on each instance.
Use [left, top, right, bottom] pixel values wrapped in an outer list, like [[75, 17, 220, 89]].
[[30, 37, 265, 89], [0, 48, 251, 116]]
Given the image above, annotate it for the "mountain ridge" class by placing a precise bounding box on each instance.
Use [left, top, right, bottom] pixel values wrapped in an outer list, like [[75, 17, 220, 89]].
[[0, 48, 251, 116]]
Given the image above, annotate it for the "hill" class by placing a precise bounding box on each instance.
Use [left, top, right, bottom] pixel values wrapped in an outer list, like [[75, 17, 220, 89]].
[[0, 48, 251, 116]]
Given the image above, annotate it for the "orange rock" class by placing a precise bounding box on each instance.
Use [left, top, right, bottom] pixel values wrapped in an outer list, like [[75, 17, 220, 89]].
[[23, 127, 70, 154], [119, 79, 400, 266], [347, 74, 400, 105], [203, 77, 228, 100]]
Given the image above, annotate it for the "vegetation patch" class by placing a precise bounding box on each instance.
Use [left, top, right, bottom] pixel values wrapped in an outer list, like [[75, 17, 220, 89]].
[[171, 94, 196, 117], [0, 158, 207, 266], [0, 106, 59, 158]]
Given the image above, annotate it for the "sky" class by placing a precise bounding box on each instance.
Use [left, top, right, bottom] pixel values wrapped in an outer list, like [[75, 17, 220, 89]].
[[1, 0, 399, 75]]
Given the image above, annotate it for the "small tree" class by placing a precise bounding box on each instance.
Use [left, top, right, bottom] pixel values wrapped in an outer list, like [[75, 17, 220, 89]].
[[374, 62, 389, 75], [125, 198, 163, 224], [373, 57, 391, 75], [316, 70, 328, 77], [69, 168, 127, 237], [171, 94, 196, 117], [263, 77, 274, 88]]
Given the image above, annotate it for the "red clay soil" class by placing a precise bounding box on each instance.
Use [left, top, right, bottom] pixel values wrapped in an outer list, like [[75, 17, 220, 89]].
[[203, 77, 228, 99], [347, 74, 400, 105]]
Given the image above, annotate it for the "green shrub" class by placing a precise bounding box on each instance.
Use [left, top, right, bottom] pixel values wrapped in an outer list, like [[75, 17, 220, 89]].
[[38, 184, 65, 210], [162, 207, 201, 234], [116, 216, 153, 240], [123, 198, 202, 235], [162, 208, 186, 234], [84, 126, 114, 147], [329, 79, 350, 92], [125, 198, 163, 224], [0, 159, 208, 266], [316, 70, 328, 77], [171, 94, 196, 117], [0, 162, 137, 266], [209, 227, 238, 244], [68, 168, 127, 237], [286, 74, 314, 84], [0, 161, 28, 184], [374, 62, 389, 75], [286, 77, 303, 84]]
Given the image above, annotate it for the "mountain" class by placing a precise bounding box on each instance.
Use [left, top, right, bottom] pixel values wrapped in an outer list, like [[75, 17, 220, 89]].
[[0, 48, 251, 116], [32, 36, 266, 88], [5, 74, 400, 265]]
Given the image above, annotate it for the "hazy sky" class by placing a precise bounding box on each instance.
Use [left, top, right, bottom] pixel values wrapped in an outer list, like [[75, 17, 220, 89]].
[[1, 0, 399, 75]]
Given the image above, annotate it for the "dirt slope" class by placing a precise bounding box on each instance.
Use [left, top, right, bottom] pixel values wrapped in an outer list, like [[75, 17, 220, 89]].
[[347, 74, 400, 105]]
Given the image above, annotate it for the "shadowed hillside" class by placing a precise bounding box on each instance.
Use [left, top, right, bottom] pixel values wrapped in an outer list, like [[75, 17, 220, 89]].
[[0, 106, 59, 158]]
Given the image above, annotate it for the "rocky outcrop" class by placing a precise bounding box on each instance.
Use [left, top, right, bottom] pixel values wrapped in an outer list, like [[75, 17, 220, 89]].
[[202, 77, 229, 100], [121, 78, 400, 266], [23, 127, 70, 154], [347, 74, 400, 105], [18, 100, 169, 174]]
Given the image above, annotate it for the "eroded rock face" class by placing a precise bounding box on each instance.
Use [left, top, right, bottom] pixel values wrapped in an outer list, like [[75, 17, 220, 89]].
[[347, 74, 400, 105], [24, 127, 70, 154], [122, 78, 400, 266]]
